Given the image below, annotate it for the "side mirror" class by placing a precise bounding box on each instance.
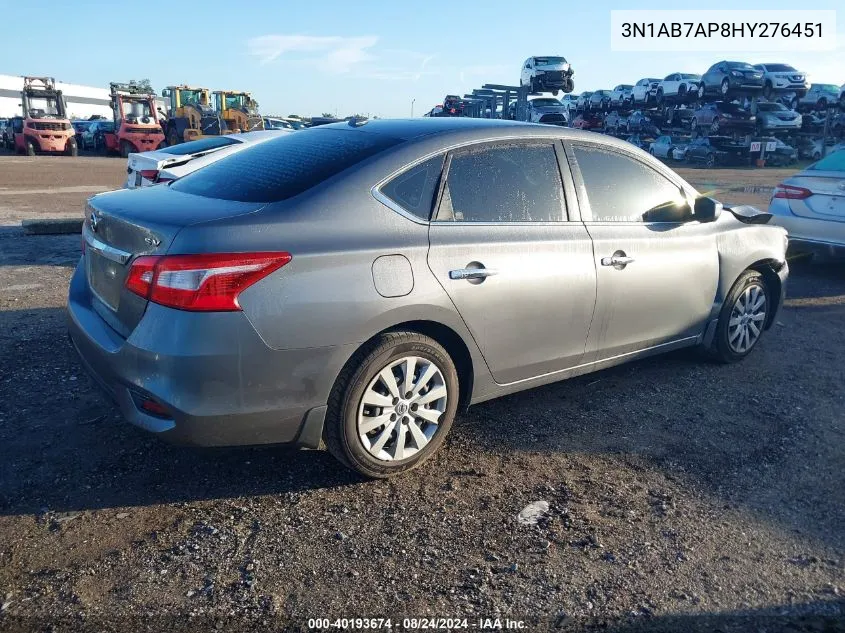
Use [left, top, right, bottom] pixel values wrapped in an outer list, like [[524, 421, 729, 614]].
[[694, 196, 723, 222]]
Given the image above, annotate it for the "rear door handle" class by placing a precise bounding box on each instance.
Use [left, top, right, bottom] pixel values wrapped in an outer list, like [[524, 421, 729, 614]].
[[449, 268, 498, 280], [601, 254, 635, 267]]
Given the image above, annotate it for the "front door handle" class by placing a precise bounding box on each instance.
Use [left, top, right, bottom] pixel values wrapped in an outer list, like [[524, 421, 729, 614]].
[[449, 267, 498, 281], [601, 252, 635, 268]]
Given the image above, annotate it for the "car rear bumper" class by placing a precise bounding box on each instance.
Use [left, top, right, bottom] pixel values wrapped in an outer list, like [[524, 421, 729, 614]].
[[66, 258, 353, 448]]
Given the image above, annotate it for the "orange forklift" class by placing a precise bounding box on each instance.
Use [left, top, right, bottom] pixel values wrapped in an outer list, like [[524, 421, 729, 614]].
[[102, 82, 166, 157], [9, 77, 76, 156]]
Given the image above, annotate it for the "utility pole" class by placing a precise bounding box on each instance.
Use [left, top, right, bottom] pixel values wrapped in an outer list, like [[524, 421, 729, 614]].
[[411, 98, 416, 118]]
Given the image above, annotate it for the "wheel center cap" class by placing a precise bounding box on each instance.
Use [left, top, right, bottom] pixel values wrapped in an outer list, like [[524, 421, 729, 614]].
[[396, 401, 409, 415]]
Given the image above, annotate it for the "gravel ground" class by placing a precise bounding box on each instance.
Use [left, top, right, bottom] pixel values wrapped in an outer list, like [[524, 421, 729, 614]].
[[0, 158, 843, 632]]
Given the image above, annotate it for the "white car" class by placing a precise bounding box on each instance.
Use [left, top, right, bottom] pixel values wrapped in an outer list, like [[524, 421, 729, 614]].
[[655, 73, 701, 104], [526, 97, 569, 125], [520, 56, 574, 95], [768, 150, 845, 258], [631, 78, 661, 105], [752, 63, 809, 101], [124, 130, 289, 189]]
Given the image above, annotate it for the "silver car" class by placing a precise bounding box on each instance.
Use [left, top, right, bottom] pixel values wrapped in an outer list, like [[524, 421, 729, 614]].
[[768, 150, 845, 258], [755, 101, 802, 132], [68, 119, 789, 478]]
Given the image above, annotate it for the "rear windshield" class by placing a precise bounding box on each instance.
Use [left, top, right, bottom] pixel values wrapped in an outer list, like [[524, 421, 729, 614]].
[[808, 150, 845, 172], [160, 136, 239, 155], [171, 128, 403, 203]]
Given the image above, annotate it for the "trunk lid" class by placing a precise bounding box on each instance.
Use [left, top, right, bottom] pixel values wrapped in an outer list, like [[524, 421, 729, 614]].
[[786, 173, 845, 223], [84, 187, 266, 337]]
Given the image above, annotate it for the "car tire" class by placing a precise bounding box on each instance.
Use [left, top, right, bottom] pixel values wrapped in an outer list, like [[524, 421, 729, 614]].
[[690, 117, 698, 132], [698, 83, 706, 99], [65, 138, 77, 157], [120, 140, 131, 159], [656, 89, 664, 104], [167, 126, 180, 147], [705, 152, 715, 168], [25, 139, 36, 156], [720, 79, 730, 97], [323, 331, 459, 479], [763, 82, 774, 100], [704, 270, 770, 363]]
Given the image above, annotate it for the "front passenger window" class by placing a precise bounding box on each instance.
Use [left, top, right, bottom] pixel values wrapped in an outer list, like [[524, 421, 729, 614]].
[[572, 145, 690, 223]]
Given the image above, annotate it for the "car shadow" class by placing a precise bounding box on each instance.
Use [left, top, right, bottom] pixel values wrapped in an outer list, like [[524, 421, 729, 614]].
[[1, 260, 844, 555]]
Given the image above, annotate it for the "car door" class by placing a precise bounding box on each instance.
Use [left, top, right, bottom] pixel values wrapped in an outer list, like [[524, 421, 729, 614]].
[[564, 140, 719, 361], [427, 140, 597, 385]]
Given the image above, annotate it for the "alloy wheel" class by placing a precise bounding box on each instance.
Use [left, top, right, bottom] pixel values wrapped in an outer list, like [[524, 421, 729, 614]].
[[357, 356, 448, 462], [721, 79, 730, 96], [728, 284, 767, 354]]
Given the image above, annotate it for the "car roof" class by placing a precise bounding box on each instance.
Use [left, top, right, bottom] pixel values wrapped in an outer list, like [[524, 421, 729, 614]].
[[314, 118, 646, 152]]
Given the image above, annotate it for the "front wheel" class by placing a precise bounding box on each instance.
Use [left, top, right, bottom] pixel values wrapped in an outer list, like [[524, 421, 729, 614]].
[[705, 270, 770, 363], [323, 332, 459, 478], [25, 140, 36, 156], [119, 140, 132, 159], [65, 138, 78, 157]]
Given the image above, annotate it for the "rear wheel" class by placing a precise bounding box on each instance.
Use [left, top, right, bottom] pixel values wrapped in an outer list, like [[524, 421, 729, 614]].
[[323, 332, 459, 478], [167, 126, 180, 147], [705, 270, 770, 363], [763, 81, 774, 100], [65, 138, 78, 157]]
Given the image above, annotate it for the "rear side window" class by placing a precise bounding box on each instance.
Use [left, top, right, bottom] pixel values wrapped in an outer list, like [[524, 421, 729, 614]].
[[436, 142, 565, 223], [380, 154, 445, 220], [160, 136, 239, 155], [572, 145, 688, 223], [171, 129, 404, 203]]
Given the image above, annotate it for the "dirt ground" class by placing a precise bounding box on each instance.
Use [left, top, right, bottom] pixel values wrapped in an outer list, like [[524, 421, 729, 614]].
[[0, 154, 843, 632]]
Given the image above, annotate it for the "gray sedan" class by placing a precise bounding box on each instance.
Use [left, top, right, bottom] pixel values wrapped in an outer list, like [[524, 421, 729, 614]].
[[68, 119, 789, 478], [755, 102, 802, 132]]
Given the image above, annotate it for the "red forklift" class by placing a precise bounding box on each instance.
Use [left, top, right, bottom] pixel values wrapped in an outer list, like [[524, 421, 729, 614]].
[[10, 77, 76, 156], [101, 82, 165, 157]]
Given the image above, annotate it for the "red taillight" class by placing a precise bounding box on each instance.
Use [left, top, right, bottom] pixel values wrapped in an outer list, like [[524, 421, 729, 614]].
[[124, 255, 157, 298], [125, 252, 291, 311], [773, 184, 812, 200], [140, 398, 170, 417], [139, 169, 159, 181]]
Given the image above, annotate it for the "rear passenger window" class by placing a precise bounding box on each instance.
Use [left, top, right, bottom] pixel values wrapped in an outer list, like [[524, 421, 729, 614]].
[[380, 154, 445, 220], [572, 145, 688, 223], [436, 142, 565, 222]]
